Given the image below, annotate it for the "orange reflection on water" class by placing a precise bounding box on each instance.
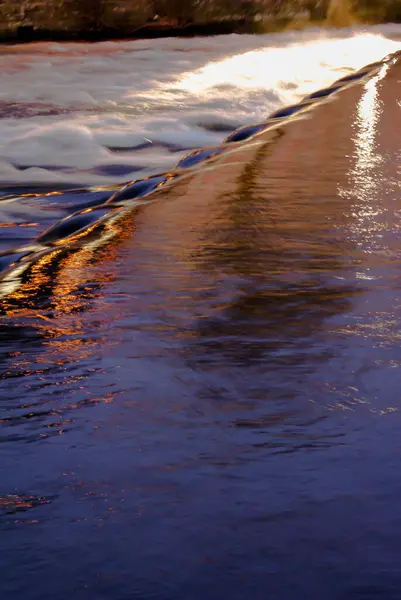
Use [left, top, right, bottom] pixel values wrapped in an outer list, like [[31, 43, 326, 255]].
[[2, 249, 62, 317], [0, 215, 136, 440], [1, 212, 135, 379]]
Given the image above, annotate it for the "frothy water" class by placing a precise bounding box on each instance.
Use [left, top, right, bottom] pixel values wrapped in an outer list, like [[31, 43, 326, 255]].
[[0, 25, 400, 187]]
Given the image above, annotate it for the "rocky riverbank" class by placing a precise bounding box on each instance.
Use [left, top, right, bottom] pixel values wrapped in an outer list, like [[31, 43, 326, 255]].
[[1, 1, 400, 44]]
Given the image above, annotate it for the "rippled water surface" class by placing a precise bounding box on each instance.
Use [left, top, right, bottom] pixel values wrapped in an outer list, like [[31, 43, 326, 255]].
[[1, 29, 401, 600]]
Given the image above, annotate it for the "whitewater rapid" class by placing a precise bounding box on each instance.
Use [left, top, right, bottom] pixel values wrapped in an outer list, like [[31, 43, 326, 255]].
[[0, 24, 400, 187]]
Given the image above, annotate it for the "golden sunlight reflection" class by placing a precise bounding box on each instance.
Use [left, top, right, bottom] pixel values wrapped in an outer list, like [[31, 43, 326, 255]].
[[175, 34, 399, 102], [2, 214, 134, 366], [346, 64, 388, 241], [3, 249, 62, 316], [30, 222, 131, 383], [0, 222, 129, 440], [354, 65, 387, 174]]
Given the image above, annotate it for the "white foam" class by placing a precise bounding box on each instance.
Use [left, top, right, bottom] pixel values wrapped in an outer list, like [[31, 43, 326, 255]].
[[0, 24, 400, 185], [4, 123, 109, 167]]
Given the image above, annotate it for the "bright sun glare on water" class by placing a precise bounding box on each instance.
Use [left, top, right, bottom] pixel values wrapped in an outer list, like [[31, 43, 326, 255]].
[[177, 34, 400, 99], [0, 28, 400, 185]]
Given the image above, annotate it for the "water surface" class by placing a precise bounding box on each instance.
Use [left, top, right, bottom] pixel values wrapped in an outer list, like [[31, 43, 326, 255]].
[[1, 33, 401, 600]]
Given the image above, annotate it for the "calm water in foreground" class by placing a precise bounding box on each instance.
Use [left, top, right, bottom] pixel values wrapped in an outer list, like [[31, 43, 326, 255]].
[[1, 33, 401, 599]]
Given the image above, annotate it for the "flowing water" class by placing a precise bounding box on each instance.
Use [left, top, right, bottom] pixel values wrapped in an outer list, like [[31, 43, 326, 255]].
[[1, 25, 401, 600]]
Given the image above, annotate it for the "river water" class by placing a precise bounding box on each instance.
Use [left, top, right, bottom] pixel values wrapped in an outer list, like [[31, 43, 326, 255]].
[[1, 25, 401, 600]]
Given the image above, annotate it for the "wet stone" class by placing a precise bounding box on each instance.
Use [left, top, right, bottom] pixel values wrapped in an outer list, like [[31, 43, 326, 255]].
[[336, 70, 371, 84], [37, 207, 116, 244], [307, 86, 342, 99], [108, 175, 169, 204], [178, 147, 226, 168], [269, 104, 305, 119], [224, 124, 267, 143]]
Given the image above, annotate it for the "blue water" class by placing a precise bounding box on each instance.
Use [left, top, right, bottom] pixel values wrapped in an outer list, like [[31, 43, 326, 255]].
[[1, 52, 401, 600]]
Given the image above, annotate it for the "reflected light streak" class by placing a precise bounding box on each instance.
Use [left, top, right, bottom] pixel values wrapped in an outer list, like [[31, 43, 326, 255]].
[[175, 34, 399, 103], [1, 213, 135, 369], [36, 220, 133, 367], [354, 65, 387, 175], [347, 64, 388, 244], [2, 249, 62, 316]]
